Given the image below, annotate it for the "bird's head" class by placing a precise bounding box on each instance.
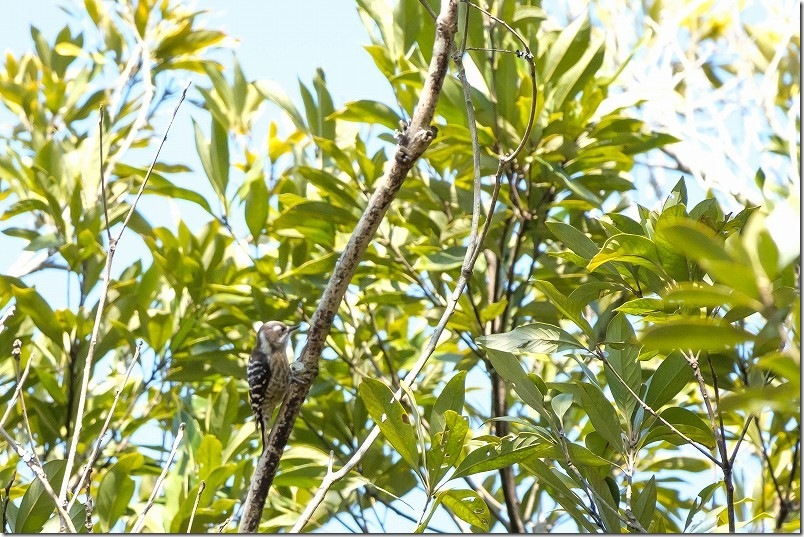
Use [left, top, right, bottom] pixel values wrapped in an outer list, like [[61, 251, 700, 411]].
[[256, 320, 300, 354]]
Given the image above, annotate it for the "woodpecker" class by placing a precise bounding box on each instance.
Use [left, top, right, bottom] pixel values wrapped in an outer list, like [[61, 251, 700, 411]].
[[247, 320, 299, 451]]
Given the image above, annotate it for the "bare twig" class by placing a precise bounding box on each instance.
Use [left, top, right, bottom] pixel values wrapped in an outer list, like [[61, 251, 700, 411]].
[[682, 349, 733, 531], [0, 305, 14, 332], [100, 37, 153, 194], [58, 82, 191, 514], [0, 428, 77, 533], [131, 422, 185, 533], [10, 340, 49, 493], [728, 414, 754, 466], [187, 481, 206, 532], [596, 348, 720, 465], [83, 478, 93, 532], [238, 2, 460, 532], [66, 342, 142, 512], [0, 341, 32, 431], [463, 0, 537, 163]]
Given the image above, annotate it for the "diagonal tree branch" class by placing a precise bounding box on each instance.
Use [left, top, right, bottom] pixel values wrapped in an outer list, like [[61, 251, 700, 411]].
[[237, 1, 460, 531]]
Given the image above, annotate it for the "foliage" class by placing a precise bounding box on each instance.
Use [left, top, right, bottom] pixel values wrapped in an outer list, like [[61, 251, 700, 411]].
[[0, 0, 798, 533]]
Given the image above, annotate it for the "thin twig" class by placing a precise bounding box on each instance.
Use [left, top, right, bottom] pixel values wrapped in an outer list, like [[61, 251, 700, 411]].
[[463, 0, 537, 163], [596, 349, 720, 465], [728, 415, 754, 466], [0, 305, 14, 332], [682, 349, 734, 532], [66, 342, 142, 512], [11, 340, 48, 493], [58, 82, 191, 512], [457, 18, 529, 528], [100, 37, 153, 197], [0, 342, 33, 431], [0, 428, 78, 533], [83, 478, 93, 532], [187, 481, 206, 532], [131, 422, 185, 533]]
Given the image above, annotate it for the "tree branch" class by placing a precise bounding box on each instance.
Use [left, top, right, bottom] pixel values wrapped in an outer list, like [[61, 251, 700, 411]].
[[237, 1, 460, 532], [58, 82, 190, 517]]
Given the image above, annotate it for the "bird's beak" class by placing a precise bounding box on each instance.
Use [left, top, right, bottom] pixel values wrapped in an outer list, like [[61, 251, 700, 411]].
[[288, 324, 301, 332]]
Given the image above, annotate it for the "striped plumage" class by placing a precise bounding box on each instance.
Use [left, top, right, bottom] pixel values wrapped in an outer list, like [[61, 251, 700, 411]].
[[247, 321, 299, 451]]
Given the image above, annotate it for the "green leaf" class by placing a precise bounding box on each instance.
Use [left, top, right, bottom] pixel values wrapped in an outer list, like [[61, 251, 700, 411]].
[[208, 379, 240, 446], [327, 99, 401, 130], [632, 475, 657, 530], [254, 80, 307, 131], [480, 348, 546, 417], [661, 220, 761, 299], [641, 318, 755, 351], [585, 470, 621, 533], [427, 410, 469, 489], [616, 297, 666, 316], [193, 118, 228, 210], [453, 436, 549, 479], [95, 452, 143, 531], [603, 313, 641, 421], [9, 284, 63, 344], [196, 435, 223, 480], [244, 176, 269, 239], [522, 459, 600, 532], [430, 371, 466, 440], [144, 172, 214, 215], [644, 351, 693, 410], [439, 489, 490, 531], [414, 246, 466, 271], [643, 407, 716, 449], [662, 282, 763, 311], [685, 482, 723, 531], [653, 204, 691, 281], [16, 460, 66, 533], [573, 381, 624, 451], [534, 280, 595, 341], [588, 233, 666, 276], [546, 221, 599, 261], [359, 377, 420, 471], [478, 322, 587, 355]]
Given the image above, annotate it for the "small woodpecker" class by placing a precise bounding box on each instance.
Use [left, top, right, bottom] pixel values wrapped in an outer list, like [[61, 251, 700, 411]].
[[247, 320, 299, 451]]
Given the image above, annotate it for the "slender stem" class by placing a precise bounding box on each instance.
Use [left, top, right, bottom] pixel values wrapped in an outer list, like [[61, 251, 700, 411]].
[[131, 423, 185, 532], [58, 83, 190, 512], [682, 349, 733, 531], [0, 343, 33, 431], [66, 343, 142, 512], [598, 349, 720, 465], [187, 481, 206, 533], [0, 428, 77, 533]]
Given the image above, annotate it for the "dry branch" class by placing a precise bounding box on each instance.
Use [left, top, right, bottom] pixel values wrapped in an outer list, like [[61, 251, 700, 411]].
[[237, 0, 460, 531]]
